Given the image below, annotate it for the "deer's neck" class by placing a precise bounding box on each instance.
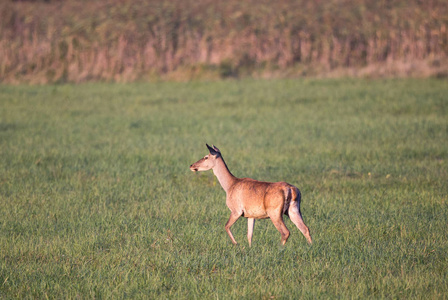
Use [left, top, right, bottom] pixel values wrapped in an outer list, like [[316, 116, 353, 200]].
[[212, 157, 236, 193]]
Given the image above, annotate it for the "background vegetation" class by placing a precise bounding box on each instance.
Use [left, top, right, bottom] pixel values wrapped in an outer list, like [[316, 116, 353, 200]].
[[1, 0, 448, 83], [1, 79, 447, 298]]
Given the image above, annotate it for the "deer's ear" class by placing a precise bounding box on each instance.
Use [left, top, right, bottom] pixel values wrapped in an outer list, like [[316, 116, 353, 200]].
[[206, 143, 214, 152], [206, 144, 220, 156], [212, 145, 221, 153]]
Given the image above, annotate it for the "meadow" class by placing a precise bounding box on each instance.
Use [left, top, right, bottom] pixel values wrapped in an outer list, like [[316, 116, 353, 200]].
[[0, 79, 447, 298]]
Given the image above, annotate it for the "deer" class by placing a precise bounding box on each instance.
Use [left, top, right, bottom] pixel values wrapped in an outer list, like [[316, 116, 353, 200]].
[[190, 144, 312, 246]]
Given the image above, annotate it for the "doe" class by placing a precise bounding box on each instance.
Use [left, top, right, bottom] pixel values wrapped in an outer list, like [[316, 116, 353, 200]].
[[190, 144, 312, 246]]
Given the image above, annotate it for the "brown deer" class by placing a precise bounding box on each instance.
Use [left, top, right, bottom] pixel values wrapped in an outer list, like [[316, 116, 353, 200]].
[[190, 144, 312, 246]]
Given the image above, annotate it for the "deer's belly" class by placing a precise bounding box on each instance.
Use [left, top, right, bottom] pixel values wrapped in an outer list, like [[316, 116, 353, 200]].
[[242, 207, 269, 219]]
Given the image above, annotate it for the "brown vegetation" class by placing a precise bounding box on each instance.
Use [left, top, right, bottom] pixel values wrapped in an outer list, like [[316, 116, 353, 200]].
[[1, 0, 447, 83]]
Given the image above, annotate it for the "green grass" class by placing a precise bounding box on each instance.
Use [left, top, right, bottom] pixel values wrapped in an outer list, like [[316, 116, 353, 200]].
[[1, 79, 447, 298]]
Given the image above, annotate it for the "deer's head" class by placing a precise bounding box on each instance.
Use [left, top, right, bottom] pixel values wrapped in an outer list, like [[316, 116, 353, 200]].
[[190, 144, 221, 172]]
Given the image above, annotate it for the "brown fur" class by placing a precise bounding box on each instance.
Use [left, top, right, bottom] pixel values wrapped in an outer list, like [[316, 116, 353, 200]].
[[190, 144, 312, 246]]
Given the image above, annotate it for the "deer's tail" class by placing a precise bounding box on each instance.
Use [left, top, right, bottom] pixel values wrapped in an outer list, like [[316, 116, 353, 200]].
[[283, 185, 301, 215]]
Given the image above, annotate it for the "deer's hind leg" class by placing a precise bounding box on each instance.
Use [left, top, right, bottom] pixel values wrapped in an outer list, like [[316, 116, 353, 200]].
[[288, 201, 312, 244], [266, 190, 291, 245], [268, 210, 290, 245]]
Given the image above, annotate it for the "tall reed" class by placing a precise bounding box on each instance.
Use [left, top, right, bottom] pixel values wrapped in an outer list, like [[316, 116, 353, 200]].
[[0, 0, 447, 83]]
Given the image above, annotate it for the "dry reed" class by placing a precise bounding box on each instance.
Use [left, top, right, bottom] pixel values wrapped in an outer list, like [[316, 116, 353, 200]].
[[0, 0, 447, 83]]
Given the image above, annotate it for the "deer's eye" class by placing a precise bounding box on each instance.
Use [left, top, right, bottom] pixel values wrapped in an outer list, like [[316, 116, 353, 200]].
[[204, 156, 208, 160]]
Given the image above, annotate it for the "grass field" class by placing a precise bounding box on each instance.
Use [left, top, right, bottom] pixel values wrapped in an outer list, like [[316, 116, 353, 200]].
[[1, 79, 447, 298]]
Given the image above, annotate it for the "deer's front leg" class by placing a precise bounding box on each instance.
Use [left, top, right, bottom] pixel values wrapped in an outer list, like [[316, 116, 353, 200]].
[[225, 212, 241, 245], [247, 218, 255, 247]]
